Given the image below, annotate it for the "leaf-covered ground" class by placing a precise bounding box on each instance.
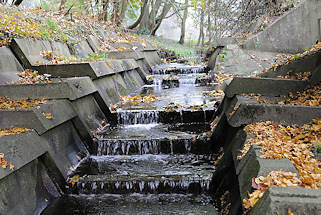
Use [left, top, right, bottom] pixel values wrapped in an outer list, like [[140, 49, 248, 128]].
[[0, 5, 145, 50], [240, 120, 321, 210], [258, 83, 321, 106], [262, 42, 321, 73], [0, 97, 47, 110], [6, 69, 51, 85]]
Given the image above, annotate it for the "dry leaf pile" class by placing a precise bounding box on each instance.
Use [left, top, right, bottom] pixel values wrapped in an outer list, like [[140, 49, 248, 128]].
[[42, 112, 53, 119], [0, 97, 47, 110], [6, 69, 51, 85], [243, 171, 302, 209], [214, 73, 233, 83], [203, 90, 225, 98], [258, 83, 321, 106], [120, 94, 157, 106], [239, 120, 321, 209], [267, 42, 321, 72], [277, 71, 311, 81], [0, 128, 31, 138], [0, 153, 14, 170]]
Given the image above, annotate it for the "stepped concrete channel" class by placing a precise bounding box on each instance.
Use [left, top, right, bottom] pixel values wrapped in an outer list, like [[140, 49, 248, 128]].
[[0, 38, 220, 214], [210, 47, 321, 215]]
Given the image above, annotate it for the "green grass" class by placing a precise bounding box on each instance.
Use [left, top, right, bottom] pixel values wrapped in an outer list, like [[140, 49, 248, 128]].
[[315, 144, 321, 153], [138, 35, 201, 63]]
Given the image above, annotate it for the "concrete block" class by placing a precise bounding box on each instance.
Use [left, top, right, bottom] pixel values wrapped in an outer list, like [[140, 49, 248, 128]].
[[0, 46, 23, 73], [131, 42, 157, 51], [106, 50, 145, 60], [236, 145, 298, 201], [11, 38, 53, 68], [0, 46, 23, 84], [87, 35, 101, 52], [0, 100, 77, 135], [51, 41, 72, 58], [34, 59, 140, 80], [223, 77, 308, 98], [0, 77, 96, 100], [110, 42, 134, 50], [259, 50, 321, 79], [34, 61, 114, 79], [250, 187, 321, 215], [0, 159, 59, 215], [0, 132, 47, 180], [41, 120, 89, 178], [0, 77, 110, 130], [243, 0, 321, 53], [74, 40, 94, 58], [142, 50, 162, 67], [227, 103, 321, 127]]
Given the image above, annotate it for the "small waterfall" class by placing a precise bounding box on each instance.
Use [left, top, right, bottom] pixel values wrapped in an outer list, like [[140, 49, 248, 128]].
[[75, 178, 212, 194], [97, 139, 160, 155], [117, 110, 160, 125], [179, 77, 196, 85], [97, 138, 194, 156]]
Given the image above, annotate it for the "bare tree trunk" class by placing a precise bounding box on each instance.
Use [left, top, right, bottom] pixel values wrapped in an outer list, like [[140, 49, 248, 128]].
[[179, 0, 188, 44], [150, 2, 171, 36], [111, 0, 120, 24], [59, 0, 66, 11], [117, 0, 128, 26], [101, 0, 110, 21], [138, 1, 151, 33], [128, 0, 148, 29], [197, 8, 204, 46], [207, 0, 212, 44]]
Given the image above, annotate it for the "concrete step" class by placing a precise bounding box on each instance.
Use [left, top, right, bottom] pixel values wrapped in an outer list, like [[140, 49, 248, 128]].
[[93, 123, 211, 155], [42, 193, 218, 215], [71, 154, 214, 195]]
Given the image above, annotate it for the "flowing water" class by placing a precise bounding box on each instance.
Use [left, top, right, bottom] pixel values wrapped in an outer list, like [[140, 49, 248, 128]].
[[43, 63, 219, 215]]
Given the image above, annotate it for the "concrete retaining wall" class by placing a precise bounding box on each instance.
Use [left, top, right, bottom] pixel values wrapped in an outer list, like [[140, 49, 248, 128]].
[[244, 0, 321, 53], [0, 46, 23, 84], [0, 35, 163, 215], [0, 100, 92, 177], [211, 75, 321, 214], [9, 38, 148, 110], [0, 132, 63, 215], [0, 77, 110, 130]]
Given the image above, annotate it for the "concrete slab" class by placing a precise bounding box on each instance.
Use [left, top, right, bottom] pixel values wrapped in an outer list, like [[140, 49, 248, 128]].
[[223, 77, 308, 98], [0, 46, 23, 84], [243, 0, 321, 53], [74, 40, 94, 58], [87, 35, 101, 52], [0, 159, 59, 215], [0, 77, 96, 100], [250, 187, 321, 215], [227, 103, 321, 127], [34, 61, 114, 79], [0, 100, 76, 135], [212, 44, 279, 76], [106, 50, 145, 60], [51, 41, 72, 58], [11, 38, 54, 68], [0, 132, 47, 180], [0, 77, 111, 130], [142, 50, 162, 67], [236, 145, 298, 201]]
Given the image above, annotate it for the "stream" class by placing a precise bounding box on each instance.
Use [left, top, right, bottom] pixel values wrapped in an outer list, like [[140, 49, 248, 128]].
[[42, 63, 219, 215]]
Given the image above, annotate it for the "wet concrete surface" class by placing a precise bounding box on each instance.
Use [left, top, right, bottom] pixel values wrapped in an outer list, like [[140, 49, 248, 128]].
[[43, 63, 219, 214], [42, 194, 218, 215]]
